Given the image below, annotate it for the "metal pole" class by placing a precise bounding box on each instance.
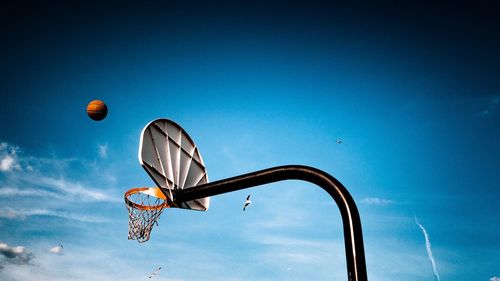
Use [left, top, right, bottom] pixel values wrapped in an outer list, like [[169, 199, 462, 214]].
[[173, 165, 368, 281]]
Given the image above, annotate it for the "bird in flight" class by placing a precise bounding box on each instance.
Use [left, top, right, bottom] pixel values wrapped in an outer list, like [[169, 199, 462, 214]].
[[148, 267, 162, 278], [336, 140, 343, 144], [243, 194, 251, 211], [59, 244, 63, 249]]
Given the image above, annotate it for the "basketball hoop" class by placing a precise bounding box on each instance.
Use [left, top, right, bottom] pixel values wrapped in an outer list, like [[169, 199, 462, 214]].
[[125, 119, 210, 243], [125, 187, 170, 243]]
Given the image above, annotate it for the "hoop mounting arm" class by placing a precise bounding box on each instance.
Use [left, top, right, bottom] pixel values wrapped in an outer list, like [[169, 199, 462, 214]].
[[173, 165, 368, 281]]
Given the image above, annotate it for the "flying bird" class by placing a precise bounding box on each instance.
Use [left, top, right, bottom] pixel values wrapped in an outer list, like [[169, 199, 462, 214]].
[[49, 244, 64, 254], [148, 267, 161, 278], [243, 194, 251, 211], [336, 140, 343, 144]]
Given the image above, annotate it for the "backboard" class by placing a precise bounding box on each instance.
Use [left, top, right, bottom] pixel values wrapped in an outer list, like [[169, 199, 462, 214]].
[[138, 118, 209, 211]]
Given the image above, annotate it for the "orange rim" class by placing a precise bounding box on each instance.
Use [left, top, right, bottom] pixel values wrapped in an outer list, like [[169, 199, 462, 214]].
[[124, 187, 171, 211]]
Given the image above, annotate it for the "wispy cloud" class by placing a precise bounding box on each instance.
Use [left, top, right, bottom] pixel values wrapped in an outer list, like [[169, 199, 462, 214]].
[[98, 143, 108, 158], [0, 242, 34, 269], [360, 197, 394, 205], [0, 140, 120, 230], [249, 234, 346, 280], [0, 241, 250, 281], [0, 140, 74, 173], [0, 176, 120, 203], [490, 277, 500, 281], [415, 218, 440, 281], [0, 141, 120, 203], [0, 207, 110, 223], [33, 176, 120, 203], [252, 207, 308, 229], [0, 186, 61, 198], [478, 95, 500, 117], [253, 235, 337, 249]]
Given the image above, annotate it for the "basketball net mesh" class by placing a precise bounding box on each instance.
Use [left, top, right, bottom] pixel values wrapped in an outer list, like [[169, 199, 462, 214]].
[[125, 188, 169, 243]]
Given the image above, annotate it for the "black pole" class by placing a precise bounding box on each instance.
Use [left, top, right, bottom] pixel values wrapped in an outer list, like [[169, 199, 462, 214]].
[[173, 165, 368, 281]]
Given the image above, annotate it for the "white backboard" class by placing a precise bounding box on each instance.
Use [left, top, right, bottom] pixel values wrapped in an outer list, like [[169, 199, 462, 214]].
[[138, 119, 209, 211]]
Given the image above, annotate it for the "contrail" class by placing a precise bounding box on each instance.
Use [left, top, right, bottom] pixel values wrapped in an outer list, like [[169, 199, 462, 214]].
[[415, 217, 440, 281]]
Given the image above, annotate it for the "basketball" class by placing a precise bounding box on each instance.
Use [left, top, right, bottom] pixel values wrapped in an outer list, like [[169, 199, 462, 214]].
[[86, 100, 108, 121]]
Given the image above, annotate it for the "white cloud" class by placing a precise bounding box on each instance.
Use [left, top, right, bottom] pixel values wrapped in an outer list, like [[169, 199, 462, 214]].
[[360, 197, 394, 205], [490, 277, 500, 281], [98, 144, 108, 158], [0, 143, 21, 172], [0, 243, 24, 256], [0, 156, 16, 172], [0, 207, 110, 223], [0, 242, 34, 268]]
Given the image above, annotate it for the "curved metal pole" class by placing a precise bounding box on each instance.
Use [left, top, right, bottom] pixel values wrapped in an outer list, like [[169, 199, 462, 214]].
[[173, 165, 368, 281]]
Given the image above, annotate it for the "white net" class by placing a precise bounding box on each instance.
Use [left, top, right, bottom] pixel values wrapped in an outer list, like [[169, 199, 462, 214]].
[[125, 188, 169, 243]]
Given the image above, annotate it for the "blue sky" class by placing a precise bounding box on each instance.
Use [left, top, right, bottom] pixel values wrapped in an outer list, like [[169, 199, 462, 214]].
[[0, 1, 499, 280]]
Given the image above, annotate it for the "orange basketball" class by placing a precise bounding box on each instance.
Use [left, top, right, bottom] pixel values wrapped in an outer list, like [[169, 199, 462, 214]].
[[86, 100, 108, 121]]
